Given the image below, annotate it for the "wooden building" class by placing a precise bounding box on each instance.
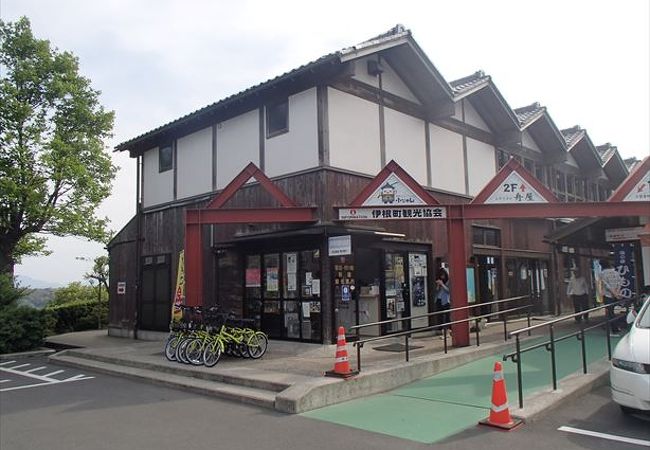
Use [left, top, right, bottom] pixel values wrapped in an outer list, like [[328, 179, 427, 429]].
[[108, 25, 645, 343]]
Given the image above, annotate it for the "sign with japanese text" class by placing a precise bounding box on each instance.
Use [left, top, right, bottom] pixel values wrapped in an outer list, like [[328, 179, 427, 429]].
[[361, 173, 427, 206], [117, 282, 126, 295], [171, 250, 185, 323], [484, 171, 548, 204], [338, 206, 447, 221], [605, 227, 644, 242], [623, 169, 650, 202], [613, 242, 636, 299], [328, 235, 352, 256]]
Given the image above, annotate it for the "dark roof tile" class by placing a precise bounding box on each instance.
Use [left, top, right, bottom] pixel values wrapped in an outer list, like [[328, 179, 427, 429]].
[[449, 71, 490, 95], [514, 102, 545, 126]]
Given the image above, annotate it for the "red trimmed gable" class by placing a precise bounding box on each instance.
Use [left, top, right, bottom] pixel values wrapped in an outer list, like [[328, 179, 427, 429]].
[[472, 158, 558, 204], [348, 160, 440, 207], [608, 157, 650, 203]]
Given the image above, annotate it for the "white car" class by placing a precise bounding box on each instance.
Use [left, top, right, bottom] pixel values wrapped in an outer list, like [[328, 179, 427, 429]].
[[610, 296, 650, 414]]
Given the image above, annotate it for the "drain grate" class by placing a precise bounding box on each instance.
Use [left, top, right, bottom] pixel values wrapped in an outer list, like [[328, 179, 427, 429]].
[[372, 343, 423, 352]]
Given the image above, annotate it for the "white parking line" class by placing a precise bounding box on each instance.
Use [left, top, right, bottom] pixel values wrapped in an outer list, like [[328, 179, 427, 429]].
[[6, 364, 30, 370], [24, 366, 47, 373], [0, 376, 94, 392], [558, 426, 650, 447], [42, 370, 64, 377], [0, 379, 10, 383], [0, 361, 17, 366]]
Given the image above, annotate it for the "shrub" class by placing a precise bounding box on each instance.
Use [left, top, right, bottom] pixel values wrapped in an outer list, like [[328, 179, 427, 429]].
[[0, 306, 53, 354], [46, 299, 108, 333]]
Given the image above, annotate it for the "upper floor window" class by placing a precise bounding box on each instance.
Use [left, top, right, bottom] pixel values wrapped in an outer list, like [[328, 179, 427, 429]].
[[266, 99, 289, 138], [472, 226, 501, 247], [159, 145, 173, 172]]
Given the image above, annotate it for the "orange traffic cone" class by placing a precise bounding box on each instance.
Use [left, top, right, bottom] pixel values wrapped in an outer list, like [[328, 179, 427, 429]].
[[325, 326, 359, 378], [479, 361, 522, 430]]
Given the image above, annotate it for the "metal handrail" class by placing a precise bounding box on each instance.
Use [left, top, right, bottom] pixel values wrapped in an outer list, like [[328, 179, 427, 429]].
[[351, 302, 533, 371], [502, 297, 634, 409], [348, 295, 528, 333]]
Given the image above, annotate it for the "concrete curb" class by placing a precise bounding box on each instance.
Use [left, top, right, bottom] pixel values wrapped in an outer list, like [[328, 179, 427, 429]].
[[512, 359, 611, 423], [277, 339, 517, 413], [0, 348, 56, 360]]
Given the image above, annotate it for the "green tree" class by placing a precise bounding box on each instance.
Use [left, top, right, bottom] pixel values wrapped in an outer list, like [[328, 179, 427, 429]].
[[0, 17, 116, 277]]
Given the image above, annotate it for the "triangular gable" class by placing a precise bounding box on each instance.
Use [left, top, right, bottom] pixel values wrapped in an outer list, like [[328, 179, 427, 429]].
[[349, 160, 440, 207], [472, 158, 558, 204], [205, 162, 296, 209], [608, 157, 650, 203]]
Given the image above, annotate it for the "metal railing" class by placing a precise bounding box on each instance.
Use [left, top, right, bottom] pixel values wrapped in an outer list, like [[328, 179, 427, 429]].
[[350, 295, 532, 371], [503, 298, 634, 408]]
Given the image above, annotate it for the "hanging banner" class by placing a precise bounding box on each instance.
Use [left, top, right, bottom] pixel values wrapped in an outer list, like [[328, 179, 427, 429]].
[[171, 250, 185, 323], [612, 242, 636, 299]]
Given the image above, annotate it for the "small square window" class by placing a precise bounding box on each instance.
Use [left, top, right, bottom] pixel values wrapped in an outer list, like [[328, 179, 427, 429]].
[[266, 99, 289, 138], [159, 145, 173, 172]]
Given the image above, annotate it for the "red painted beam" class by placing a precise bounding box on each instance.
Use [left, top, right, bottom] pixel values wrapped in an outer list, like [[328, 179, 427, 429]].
[[447, 206, 470, 347], [186, 208, 316, 224], [184, 220, 203, 307], [463, 201, 649, 220]]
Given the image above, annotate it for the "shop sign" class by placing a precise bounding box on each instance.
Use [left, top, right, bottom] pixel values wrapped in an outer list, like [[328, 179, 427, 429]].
[[361, 173, 427, 206], [605, 227, 644, 242], [623, 169, 650, 202], [328, 235, 352, 256], [171, 250, 185, 323], [613, 243, 636, 298], [117, 282, 126, 295], [338, 206, 447, 221], [484, 171, 548, 204]]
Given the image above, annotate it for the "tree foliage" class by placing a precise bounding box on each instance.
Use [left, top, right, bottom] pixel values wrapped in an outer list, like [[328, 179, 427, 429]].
[[0, 17, 116, 275]]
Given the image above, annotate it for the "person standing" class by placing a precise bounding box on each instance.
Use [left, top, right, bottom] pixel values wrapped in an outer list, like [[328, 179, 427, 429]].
[[599, 260, 624, 334], [435, 268, 451, 337], [567, 269, 590, 323]]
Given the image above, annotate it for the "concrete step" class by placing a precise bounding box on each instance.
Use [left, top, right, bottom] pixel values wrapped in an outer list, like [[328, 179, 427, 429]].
[[50, 353, 277, 409], [59, 349, 299, 392]]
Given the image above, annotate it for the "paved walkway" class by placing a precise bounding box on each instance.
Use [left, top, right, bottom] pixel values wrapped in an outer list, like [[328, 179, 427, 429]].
[[43, 311, 617, 418], [302, 330, 619, 444]]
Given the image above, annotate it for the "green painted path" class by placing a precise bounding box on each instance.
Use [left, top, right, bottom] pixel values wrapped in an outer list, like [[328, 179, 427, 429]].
[[302, 330, 619, 444]]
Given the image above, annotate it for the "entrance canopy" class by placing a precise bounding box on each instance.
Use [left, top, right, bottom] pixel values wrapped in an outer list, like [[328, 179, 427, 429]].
[[184, 163, 316, 306]]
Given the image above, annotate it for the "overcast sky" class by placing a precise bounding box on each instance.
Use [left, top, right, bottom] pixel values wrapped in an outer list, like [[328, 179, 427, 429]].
[[4, 0, 649, 286]]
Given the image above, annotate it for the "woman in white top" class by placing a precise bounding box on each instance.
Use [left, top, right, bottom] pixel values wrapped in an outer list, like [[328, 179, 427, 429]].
[[567, 269, 590, 322]]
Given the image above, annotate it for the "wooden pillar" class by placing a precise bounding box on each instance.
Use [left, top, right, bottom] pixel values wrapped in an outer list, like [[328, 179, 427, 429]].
[[184, 212, 203, 307], [447, 205, 470, 347]]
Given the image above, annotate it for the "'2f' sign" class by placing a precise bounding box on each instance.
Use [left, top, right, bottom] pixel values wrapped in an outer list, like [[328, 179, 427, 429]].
[[503, 183, 527, 192]]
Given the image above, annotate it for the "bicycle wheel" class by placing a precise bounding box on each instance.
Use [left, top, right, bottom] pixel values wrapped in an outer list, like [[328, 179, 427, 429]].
[[247, 332, 268, 359], [176, 338, 191, 364], [186, 339, 204, 365], [202, 341, 222, 367], [164, 335, 179, 361]]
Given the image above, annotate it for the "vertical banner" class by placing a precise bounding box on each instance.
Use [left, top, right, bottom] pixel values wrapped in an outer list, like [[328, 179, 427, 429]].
[[613, 243, 636, 299], [171, 250, 185, 324]]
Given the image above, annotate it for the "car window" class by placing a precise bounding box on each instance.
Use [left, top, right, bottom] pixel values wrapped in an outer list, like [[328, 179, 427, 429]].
[[637, 298, 650, 328]]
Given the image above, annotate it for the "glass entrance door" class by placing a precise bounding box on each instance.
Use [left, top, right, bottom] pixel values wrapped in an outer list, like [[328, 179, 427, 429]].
[[408, 253, 429, 329], [384, 253, 407, 332]]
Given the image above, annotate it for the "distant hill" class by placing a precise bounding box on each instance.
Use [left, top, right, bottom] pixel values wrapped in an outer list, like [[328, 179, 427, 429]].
[[18, 288, 57, 309], [15, 275, 63, 289]]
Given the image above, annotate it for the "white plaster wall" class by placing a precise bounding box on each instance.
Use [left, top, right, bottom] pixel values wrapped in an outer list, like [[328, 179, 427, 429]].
[[428, 124, 465, 194], [216, 109, 259, 189], [467, 138, 497, 195], [565, 152, 579, 168], [176, 127, 212, 199], [381, 61, 420, 103], [328, 87, 381, 175], [351, 57, 379, 88], [351, 57, 419, 103], [452, 102, 463, 120], [463, 101, 491, 131], [385, 107, 427, 185], [265, 88, 319, 178], [142, 146, 174, 208], [522, 130, 542, 152]]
